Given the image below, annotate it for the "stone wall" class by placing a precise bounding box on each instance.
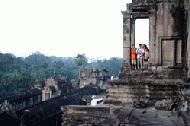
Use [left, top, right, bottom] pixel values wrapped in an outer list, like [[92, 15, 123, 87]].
[[62, 105, 185, 126], [0, 89, 41, 112], [79, 68, 108, 89], [155, 1, 184, 66], [62, 105, 122, 126]]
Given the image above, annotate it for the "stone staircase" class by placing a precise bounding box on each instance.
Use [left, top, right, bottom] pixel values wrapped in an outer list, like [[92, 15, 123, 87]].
[[105, 78, 187, 106], [106, 67, 189, 107]]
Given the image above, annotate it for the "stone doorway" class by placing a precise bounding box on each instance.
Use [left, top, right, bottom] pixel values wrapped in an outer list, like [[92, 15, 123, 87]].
[[135, 19, 149, 48]]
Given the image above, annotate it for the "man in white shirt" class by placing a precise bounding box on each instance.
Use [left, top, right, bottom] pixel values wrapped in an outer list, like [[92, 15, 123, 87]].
[[136, 44, 144, 69]]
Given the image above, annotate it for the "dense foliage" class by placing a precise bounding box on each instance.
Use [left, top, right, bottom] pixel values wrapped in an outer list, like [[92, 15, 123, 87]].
[[74, 54, 88, 68], [0, 52, 122, 95]]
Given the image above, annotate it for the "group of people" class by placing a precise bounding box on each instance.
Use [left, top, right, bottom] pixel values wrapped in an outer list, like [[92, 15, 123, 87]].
[[130, 44, 149, 70]]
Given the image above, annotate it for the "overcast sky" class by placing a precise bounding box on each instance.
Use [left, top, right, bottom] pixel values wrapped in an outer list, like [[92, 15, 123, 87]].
[[0, 0, 148, 59]]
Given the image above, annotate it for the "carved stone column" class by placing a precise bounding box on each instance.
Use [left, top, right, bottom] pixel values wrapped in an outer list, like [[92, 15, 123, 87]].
[[131, 18, 135, 47], [187, 8, 190, 78], [149, 9, 156, 65], [122, 12, 131, 69]]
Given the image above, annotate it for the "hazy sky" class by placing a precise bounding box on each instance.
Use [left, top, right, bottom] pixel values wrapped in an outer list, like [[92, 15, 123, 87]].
[[0, 0, 148, 59]]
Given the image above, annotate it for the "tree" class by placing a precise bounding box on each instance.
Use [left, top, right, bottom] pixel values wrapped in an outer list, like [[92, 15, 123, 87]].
[[74, 54, 88, 68], [0, 51, 122, 94], [53, 61, 64, 77]]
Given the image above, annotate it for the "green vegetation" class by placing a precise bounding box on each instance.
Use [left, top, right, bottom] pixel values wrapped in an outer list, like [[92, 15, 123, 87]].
[[0, 52, 122, 95], [74, 54, 88, 68]]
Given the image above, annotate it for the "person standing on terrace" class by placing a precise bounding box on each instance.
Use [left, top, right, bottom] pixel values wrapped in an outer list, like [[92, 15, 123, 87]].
[[143, 46, 149, 70], [136, 44, 144, 69], [130, 45, 137, 70]]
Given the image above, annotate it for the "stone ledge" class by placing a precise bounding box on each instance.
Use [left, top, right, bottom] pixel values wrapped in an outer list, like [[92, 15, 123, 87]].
[[62, 105, 185, 126]]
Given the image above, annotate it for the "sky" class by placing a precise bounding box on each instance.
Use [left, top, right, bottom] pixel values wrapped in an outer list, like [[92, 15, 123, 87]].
[[0, 0, 148, 59]]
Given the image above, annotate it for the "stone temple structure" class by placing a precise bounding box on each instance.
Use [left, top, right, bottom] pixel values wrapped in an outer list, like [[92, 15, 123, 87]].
[[106, 0, 190, 105], [62, 0, 190, 125], [122, 0, 187, 74], [79, 68, 108, 89], [42, 78, 61, 101]]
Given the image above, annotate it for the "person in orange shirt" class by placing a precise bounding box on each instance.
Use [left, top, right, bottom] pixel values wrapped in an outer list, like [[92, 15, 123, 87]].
[[130, 45, 137, 69]]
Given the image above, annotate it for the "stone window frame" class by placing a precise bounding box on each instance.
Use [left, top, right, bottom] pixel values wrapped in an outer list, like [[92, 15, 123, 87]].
[[158, 36, 182, 66]]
